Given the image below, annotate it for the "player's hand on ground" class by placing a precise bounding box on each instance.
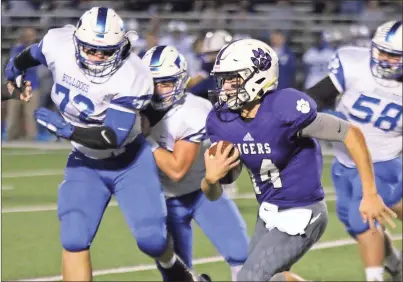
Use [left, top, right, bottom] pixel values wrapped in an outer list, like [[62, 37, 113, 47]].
[[203, 141, 241, 184], [359, 193, 397, 230], [7, 79, 32, 102]]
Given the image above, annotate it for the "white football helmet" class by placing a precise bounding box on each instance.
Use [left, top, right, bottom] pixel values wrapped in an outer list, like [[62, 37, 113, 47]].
[[371, 20, 402, 80], [142, 45, 189, 110], [74, 7, 130, 83], [210, 39, 279, 110], [202, 30, 233, 54]]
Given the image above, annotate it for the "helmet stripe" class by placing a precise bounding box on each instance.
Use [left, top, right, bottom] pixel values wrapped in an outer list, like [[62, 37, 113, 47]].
[[95, 7, 108, 38], [150, 45, 167, 67], [386, 21, 402, 42], [174, 56, 181, 68], [215, 39, 241, 65], [215, 42, 231, 65]]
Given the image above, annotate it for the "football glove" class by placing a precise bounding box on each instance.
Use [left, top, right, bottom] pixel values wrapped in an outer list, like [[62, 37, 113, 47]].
[[34, 108, 74, 139]]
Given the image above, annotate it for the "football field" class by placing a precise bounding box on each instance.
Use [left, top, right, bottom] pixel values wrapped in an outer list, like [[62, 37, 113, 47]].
[[2, 146, 402, 281]]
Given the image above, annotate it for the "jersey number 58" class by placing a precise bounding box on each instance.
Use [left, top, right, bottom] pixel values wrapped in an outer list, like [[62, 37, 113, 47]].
[[349, 93, 402, 132]]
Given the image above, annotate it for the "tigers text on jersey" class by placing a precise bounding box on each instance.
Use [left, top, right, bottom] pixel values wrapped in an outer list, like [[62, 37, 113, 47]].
[[41, 26, 153, 159], [329, 46, 402, 167], [206, 88, 325, 209], [149, 93, 212, 198]]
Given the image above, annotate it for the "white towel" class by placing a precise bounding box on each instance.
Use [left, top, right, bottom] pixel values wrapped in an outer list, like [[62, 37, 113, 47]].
[[259, 202, 313, 236]]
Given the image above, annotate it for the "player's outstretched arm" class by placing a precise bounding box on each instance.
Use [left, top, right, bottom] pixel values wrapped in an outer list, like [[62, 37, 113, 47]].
[[147, 137, 201, 183], [5, 43, 47, 82], [34, 106, 137, 150], [342, 124, 397, 229], [299, 113, 397, 230]]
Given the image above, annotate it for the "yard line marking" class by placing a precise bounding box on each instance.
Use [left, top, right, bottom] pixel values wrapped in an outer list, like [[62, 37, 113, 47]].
[[2, 193, 336, 214], [15, 234, 402, 281], [2, 150, 69, 156], [2, 141, 72, 149], [2, 170, 64, 178], [1, 185, 14, 191]]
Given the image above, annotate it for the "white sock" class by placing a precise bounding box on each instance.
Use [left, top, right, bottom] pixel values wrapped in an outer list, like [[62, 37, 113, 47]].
[[365, 266, 384, 281], [231, 265, 242, 281], [159, 254, 177, 269]]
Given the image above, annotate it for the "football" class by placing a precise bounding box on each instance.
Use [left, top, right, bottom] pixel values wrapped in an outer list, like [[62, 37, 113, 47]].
[[208, 141, 243, 184]]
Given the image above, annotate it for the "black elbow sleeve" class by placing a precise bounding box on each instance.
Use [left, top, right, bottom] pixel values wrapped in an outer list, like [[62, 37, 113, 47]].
[[13, 46, 41, 71], [306, 76, 340, 112], [70, 126, 118, 149]]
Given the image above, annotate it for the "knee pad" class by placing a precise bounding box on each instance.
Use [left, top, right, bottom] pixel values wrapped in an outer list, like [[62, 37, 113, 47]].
[[135, 218, 168, 258], [60, 211, 91, 252]]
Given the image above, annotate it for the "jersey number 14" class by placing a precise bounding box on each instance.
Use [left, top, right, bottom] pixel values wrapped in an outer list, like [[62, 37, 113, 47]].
[[248, 158, 283, 194]]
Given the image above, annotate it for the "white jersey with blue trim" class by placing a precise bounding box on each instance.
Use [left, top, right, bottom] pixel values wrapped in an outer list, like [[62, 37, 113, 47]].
[[329, 46, 402, 167], [149, 93, 212, 198], [41, 26, 153, 159]]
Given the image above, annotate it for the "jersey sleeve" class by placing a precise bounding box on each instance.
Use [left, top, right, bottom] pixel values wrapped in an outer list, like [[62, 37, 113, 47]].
[[328, 51, 346, 93], [273, 88, 318, 138], [109, 56, 154, 112], [328, 46, 365, 94], [41, 26, 75, 67], [177, 99, 212, 143]]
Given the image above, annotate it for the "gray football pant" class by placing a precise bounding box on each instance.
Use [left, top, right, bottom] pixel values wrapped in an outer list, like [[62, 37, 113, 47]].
[[237, 200, 328, 281]]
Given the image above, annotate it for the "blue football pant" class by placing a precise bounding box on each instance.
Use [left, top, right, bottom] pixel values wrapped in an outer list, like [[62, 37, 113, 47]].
[[58, 136, 168, 257], [332, 157, 402, 236], [157, 189, 249, 278]]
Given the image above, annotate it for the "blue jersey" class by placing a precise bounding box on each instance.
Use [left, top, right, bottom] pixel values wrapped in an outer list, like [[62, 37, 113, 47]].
[[206, 88, 325, 208]]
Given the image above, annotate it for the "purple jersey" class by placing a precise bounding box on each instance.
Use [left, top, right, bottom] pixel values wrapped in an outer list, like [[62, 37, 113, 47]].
[[206, 88, 325, 209]]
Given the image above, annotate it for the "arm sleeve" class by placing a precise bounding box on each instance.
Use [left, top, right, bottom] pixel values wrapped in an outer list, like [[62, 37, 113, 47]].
[[13, 42, 48, 71], [70, 126, 118, 149], [70, 107, 137, 149], [305, 76, 340, 112], [299, 112, 349, 142]]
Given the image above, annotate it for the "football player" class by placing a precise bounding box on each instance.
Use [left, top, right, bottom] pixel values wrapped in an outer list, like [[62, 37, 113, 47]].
[[201, 38, 397, 281], [5, 7, 202, 282], [141, 45, 249, 281], [307, 20, 402, 282]]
